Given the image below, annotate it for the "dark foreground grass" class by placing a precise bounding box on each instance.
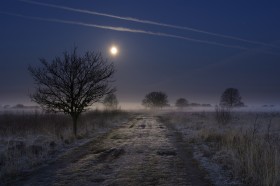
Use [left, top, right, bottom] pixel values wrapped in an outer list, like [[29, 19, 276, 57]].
[[0, 110, 128, 137], [0, 109, 131, 180]]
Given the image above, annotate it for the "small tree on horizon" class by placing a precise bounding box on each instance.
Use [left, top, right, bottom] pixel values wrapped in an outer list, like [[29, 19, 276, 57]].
[[103, 93, 118, 110], [142, 91, 168, 109], [175, 98, 188, 109], [220, 88, 244, 107], [28, 48, 115, 137]]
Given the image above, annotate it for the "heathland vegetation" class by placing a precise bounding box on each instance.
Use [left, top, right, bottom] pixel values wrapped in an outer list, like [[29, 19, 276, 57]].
[[160, 111, 280, 185], [0, 110, 130, 182]]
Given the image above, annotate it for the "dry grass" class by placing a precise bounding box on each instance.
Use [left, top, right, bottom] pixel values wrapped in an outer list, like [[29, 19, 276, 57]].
[[0, 109, 130, 180], [215, 106, 232, 125], [161, 111, 280, 186], [0, 110, 128, 138]]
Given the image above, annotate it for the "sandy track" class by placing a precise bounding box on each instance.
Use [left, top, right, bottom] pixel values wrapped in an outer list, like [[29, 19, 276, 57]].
[[9, 115, 210, 186]]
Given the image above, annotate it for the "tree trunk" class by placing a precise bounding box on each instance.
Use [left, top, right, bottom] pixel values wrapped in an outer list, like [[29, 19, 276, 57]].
[[72, 115, 78, 137]]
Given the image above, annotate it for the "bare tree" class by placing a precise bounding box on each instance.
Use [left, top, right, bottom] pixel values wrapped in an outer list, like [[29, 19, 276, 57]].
[[220, 88, 244, 107], [175, 98, 188, 109], [103, 93, 118, 110], [142, 91, 168, 109], [28, 48, 115, 137]]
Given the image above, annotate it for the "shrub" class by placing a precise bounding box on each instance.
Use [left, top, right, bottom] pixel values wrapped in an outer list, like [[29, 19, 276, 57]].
[[215, 106, 232, 125]]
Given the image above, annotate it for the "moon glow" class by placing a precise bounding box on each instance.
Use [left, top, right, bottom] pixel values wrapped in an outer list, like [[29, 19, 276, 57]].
[[110, 46, 118, 56]]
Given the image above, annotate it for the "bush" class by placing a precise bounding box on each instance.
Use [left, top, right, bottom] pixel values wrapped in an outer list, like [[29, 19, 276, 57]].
[[215, 106, 232, 125]]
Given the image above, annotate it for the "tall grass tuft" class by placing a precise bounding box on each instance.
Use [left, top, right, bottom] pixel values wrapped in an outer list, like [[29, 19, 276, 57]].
[[215, 106, 232, 125]]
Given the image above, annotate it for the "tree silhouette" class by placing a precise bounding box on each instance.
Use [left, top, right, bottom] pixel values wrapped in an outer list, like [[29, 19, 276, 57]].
[[175, 98, 188, 109], [220, 88, 244, 107], [29, 48, 115, 136], [103, 93, 118, 110], [142, 91, 168, 109]]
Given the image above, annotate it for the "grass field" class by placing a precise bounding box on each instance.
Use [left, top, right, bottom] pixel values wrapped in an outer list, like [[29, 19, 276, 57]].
[[0, 110, 131, 180], [1, 109, 280, 185], [160, 111, 280, 185]]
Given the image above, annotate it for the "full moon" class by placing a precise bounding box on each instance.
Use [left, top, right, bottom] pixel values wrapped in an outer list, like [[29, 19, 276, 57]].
[[110, 46, 118, 56]]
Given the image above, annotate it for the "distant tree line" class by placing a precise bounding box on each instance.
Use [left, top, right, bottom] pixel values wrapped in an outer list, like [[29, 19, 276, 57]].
[[0, 104, 39, 110], [142, 87, 245, 110], [175, 98, 212, 109]]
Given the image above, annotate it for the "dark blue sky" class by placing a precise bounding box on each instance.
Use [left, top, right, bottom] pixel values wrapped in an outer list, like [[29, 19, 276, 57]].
[[1, 0, 280, 107]]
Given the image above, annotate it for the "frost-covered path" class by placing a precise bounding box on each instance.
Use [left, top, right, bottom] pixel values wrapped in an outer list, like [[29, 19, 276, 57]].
[[11, 115, 210, 186]]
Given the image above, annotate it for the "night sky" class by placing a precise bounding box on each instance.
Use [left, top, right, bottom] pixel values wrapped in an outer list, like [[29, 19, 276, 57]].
[[1, 0, 280, 108]]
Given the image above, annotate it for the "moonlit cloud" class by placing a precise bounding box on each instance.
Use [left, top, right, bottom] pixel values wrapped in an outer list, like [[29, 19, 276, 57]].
[[0, 11, 252, 50], [20, 0, 279, 49]]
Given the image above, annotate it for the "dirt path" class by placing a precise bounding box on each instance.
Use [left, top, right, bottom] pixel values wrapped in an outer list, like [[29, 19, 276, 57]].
[[9, 115, 210, 186]]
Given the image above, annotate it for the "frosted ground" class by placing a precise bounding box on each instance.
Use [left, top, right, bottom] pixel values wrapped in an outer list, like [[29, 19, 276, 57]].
[[1, 108, 280, 185], [161, 110, 280, 185], [0, 110, 131, 183]]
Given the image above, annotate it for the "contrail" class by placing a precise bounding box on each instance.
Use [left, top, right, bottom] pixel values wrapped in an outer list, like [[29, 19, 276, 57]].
[[20, 0, 279, 49], [0, 11, 253, 51]]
